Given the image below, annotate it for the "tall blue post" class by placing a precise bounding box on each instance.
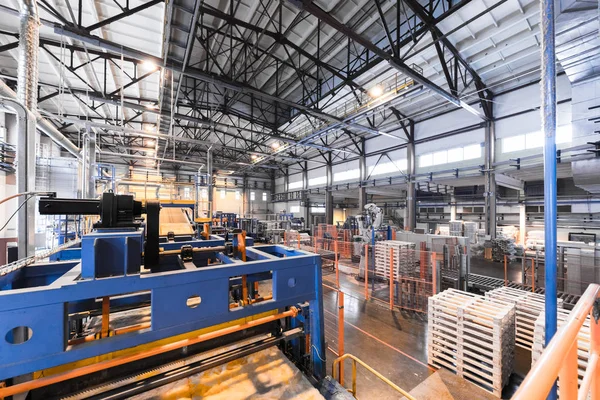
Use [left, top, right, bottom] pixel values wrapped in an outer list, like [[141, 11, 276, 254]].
[[541, 0, 557, 399]]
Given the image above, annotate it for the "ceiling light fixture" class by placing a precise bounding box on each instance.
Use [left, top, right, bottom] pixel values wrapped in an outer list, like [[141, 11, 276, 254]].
[[271, 142, 280, 149], [251, 154, 258, 160], [141, 60, 158, 71], [146, 140, 155, 147], [368, 85, 384, 98]]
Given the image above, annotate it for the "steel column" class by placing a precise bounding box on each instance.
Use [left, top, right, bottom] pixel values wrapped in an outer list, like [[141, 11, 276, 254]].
[[358, 139, 367, 210], [484, 120, 496, 238], [207, 148, 213, 219], [406, 123, 416, 231], [541, 1, 558, 399], [325, 154, 333, 225]]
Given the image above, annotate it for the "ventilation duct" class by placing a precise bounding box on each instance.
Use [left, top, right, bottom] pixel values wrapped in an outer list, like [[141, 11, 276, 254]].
[[572, 158, 600, 193], [17, 0, 39, 111]]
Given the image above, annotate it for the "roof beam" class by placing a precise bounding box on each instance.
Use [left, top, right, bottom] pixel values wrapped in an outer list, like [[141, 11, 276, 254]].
[[84, 0, 164, 32], [288, 0, 489, 120], [401, 0, 493, 119], [54, 24, 379, 137], [198, 4, 366, 95]]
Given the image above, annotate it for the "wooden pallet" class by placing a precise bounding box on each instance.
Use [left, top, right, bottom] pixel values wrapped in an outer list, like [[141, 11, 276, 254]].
[[427, 289, 515, 398], [374, 240, 417, 280], [485, 286, 564, 350]]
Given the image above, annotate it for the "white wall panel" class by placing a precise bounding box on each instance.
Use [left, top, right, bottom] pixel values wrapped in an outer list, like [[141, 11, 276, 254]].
[[332, 159, 359, 174], [494, 74, 571, 119], [414, 108, 481, 141]]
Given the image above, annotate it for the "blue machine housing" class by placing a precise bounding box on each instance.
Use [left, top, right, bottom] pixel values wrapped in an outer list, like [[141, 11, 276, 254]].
[[0, 230, 325, 383]]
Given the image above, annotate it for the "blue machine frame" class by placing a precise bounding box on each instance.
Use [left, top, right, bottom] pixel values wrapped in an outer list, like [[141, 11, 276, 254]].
[[0, 239, 325, 382]]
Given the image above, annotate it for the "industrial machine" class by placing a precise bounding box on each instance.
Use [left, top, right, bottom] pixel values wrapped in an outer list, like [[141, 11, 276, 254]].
[[0, 192, 342, 399], [356, 203, 383, 279]]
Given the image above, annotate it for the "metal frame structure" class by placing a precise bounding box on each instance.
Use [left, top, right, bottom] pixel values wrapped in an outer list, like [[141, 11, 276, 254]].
[[0, 237, 325, 385], [0, 0, 509, 178]]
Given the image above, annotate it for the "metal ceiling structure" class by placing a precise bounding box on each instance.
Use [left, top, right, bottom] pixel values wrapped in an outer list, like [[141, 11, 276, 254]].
[[0, 0, 577, 177]]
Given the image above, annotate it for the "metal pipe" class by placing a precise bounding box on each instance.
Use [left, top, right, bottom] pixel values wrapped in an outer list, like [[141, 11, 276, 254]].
[[0, 97, 36, 259], [0, 78, 80, 157], [541, 3, 557, 399], [0, 307, 299, 397]]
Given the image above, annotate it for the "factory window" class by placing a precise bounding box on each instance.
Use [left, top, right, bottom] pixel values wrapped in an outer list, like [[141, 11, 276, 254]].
[[433, 151, 448, 165], [235, 191, 240, 200], [463, 144, 481, 160], [419, 154, 433, 167], [368, 160, 407, 177], [262, 192, 267, 201], [334, 168, 360, 182], [557, 125, 572, 143], [220, 189, 226, 199], [502, 135, 525, 152], [288, 180, 303, 190], [290, 205, 300, 213], [447, 147, 464, 163], [308, 176, 327, 187], [250, 191, 256, 201], [503, 126, 572, 153], [526, 131, 543, 149], [310, 206, 326, 213], [183, 187, 191, 199]]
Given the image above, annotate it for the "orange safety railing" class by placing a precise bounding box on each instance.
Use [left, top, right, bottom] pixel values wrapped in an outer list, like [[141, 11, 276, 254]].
[[512, 283, 600, 400]]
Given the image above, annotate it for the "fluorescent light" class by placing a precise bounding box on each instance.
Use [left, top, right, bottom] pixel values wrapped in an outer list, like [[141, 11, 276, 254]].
[[368, 85, 384, 98]]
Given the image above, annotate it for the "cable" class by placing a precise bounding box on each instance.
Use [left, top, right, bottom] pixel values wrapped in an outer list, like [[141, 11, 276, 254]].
[[0, 191, 55, 207], [311, 344, 326, 363], [0, 194, 36, 232]]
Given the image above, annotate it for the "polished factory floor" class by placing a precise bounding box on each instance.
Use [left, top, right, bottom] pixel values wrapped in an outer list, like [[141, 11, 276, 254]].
[[321, 261, 529, 399]]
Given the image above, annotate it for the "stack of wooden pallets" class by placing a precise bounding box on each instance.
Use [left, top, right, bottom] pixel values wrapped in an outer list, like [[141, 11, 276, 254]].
[[485, 286, 564, 350], [428, 289, 516, 398], [532, 308, 591, 392], [374, 240, 417, 279]]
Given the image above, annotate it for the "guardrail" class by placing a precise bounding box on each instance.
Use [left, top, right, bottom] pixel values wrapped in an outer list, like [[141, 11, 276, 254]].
[[512, 283, 600, 400], [332, 353, 416, 399]]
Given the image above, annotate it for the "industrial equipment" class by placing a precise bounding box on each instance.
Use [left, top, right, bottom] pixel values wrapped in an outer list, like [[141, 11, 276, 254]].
[[0, 192, 338, 399], [356, 203, 383, 279]]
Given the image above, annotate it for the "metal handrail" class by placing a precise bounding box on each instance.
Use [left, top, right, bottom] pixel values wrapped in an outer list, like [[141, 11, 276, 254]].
[[332, 353, 416, 400], [512, 283, 600, 400]]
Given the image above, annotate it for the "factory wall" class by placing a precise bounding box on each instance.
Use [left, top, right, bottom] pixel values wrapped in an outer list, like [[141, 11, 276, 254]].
[[0, 113, 16, 241]]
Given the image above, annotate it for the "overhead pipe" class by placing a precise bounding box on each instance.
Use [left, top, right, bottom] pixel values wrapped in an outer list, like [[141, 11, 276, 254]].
[[11, 0, 79, 158], [0, 77, 80, 158]]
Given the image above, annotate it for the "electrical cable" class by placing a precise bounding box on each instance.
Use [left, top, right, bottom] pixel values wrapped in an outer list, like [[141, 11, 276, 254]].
[[0, 191, 54, 207], [0, 194, 36, 232], [311, 344, 326, 363]]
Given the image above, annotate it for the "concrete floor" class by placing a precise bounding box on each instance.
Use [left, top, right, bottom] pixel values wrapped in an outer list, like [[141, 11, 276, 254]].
[[321, 261, 529, 399]]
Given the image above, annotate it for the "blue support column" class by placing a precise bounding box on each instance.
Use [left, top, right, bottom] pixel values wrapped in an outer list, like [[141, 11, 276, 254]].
[[541, 0, 557, 398]]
